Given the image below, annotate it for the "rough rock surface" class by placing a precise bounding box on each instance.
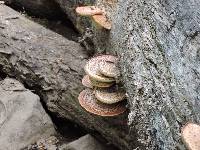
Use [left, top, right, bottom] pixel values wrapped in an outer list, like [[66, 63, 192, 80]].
[[60, 134, 111, 150], [0, 5, 129, 150], [0, 78, 55, 150]]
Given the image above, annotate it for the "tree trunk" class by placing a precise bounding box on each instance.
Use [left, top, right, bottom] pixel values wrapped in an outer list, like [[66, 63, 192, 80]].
[[1, 0, 200, 149], [107, 0, 200, 149], [0, 5, 130, 150]]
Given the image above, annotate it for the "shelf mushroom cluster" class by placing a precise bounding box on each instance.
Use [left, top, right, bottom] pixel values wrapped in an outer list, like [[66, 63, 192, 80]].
[[78, 55, 127, 116], [76, 6, 111, 30]]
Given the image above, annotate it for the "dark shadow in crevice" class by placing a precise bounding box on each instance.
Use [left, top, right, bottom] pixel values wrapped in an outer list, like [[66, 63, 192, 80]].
[[0, 66, 7, 80], [4, 1, 80, 42]]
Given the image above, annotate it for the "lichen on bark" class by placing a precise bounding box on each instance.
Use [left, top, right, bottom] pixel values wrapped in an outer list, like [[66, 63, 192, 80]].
[[109, 0, 200, 149]]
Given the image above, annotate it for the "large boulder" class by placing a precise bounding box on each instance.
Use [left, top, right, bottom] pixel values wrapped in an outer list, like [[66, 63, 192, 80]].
[[0, 78, 55, 150]]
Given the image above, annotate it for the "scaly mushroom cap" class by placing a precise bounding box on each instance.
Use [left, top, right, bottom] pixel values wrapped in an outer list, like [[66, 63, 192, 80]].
[[92, 15, 112, 30], [84, 55, 117, 83], [76, 6, 102, 16], [95, 86, 126, 104], [181, 123, 200, 150], [99, 61, 120, 78], [82, 75, 93, 88], [78, 89, 126, 116]]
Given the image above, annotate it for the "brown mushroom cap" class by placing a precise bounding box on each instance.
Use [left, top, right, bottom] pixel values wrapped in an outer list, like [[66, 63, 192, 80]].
[[82, 75, 93, 88], [84, 55, 117, 83], [78, 89, 126, 116], [181, 123, 200, 150], [89, 76, 114, 88], [76, 6, 102, 16], [95, 86, 126, 104], [92, 15, 112, 30], [99, 61, 120, 78]]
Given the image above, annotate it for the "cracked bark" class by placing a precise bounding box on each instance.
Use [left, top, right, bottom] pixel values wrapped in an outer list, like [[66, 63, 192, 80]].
[[107, 0, 200, 149], [0, 5, 130, 150]]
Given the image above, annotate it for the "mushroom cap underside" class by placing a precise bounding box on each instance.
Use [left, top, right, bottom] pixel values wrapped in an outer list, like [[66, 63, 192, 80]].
[[76, 6, 102, 16], [92, 14, 112, 30]]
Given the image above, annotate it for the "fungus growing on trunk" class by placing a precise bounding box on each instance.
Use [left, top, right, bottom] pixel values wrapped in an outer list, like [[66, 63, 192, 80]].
[[82, 75, 93, 88], [95, 86, 125, 104], [99, 61, 120, 78], [181, 123, 200, 150], [78, 89, 126, 116], [75, 6, 102, 16], [84, 55, 117, 83], [92, 15, 112, 30], [89, 76, 115, 88], [79, 55, 127, 116]]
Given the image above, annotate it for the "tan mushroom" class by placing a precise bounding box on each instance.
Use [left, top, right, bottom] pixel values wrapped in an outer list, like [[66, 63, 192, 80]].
[[99, 61, 120, 78], [89, 76, 115, 88], [75, 6, 103, 16], [95, 86, 126, 104], [84, 55, 117, 83], [78, 89, 126, 116], [82, 75, 93, 88], [181, 123, 200, 150], [92, 14, 112, 30]]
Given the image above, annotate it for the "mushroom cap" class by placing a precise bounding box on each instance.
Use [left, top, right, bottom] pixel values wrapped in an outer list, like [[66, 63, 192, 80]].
[[99, 61, 120, 78], [76, 6, 102, 16], [78, 89, 126, 116], [82, 75, 93, 88], [95, 86, 126, 104], [84, 55, 117, 83], [89, 76, 114, 88], [92, 15, 112, 30], [181, 123, 200, 150]]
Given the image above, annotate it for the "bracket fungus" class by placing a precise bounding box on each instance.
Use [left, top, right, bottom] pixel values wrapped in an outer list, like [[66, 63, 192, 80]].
[[75, 6, 103, 16], [78, 89, 126, 116], [79, 55, 127, 116], [82, 75, 93, 88], [84, 55, 117, 83], [75, 5, 112, 30], [95, 87, 125, 104], [99, 61, 120, 78], [181, 123, 200, 150], [89, 76, 114, 88], [92, 15, 112, 30]]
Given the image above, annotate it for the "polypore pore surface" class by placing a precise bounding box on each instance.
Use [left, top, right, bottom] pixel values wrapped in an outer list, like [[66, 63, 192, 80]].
[[78, 89, 126, 116]]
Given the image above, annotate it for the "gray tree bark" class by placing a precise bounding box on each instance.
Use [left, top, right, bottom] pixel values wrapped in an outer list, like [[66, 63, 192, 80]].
[[1, 0, 200, 149], [0, 5, 130, 150], [107, 0, 200, 149]]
